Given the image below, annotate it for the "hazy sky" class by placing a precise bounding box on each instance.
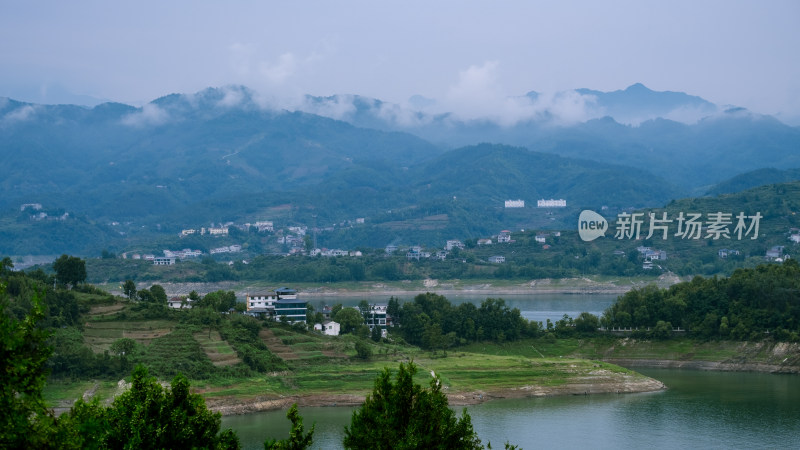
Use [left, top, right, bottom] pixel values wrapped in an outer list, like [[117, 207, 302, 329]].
[[2, 0, 799, 122]]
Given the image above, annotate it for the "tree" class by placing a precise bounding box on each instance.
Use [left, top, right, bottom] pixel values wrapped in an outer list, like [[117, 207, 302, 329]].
[[358, 300, 370, 323], [0, 286, 56, 448], [264, 403, 314, 449], [574, 312, 600, 333], [370, 325, 382, 342], [387, 297, 400, 325], [200, 290, 237, 312], [110, 338, 137, 370], [123, 280, 137, 300], [53, 255, 86, 288], [136, 288, 154, 303], [0, 256, 13, 276], [334, 307, 364, 335], [149, 284, 168, 305], [104, 365, 240, 449], [354, 340, 372, 360], [343, 362, 482, 449]]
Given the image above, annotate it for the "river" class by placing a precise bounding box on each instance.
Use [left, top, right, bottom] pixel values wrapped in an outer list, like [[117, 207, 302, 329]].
[[222, 368, 800, 449]]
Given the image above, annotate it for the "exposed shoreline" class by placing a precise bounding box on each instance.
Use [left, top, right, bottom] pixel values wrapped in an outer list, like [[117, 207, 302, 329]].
[[203, 354, 800, 416], [605, 358, 800, 374], [204, 374, 666, 416], [120, 274, 686, 299]]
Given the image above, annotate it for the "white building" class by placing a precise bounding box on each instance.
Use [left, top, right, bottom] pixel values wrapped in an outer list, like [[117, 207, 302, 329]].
[[314, 320, 340, 336], [445, 240, 465, 251], [537, 199, 567, 208], [246, 291, 279, 316], [153, 257, 175, 266], [489, 255, 506, 263], [504, 199, 525, 208], [253, 221, 274, 232], [167, 298, 193, 309], [497, 231, 512, 243], [366, 304, 389, 330]]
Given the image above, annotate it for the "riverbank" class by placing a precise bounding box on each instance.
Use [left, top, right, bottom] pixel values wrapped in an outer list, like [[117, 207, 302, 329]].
[[47, 336, 800, 417], [202, 364, 666, 416]]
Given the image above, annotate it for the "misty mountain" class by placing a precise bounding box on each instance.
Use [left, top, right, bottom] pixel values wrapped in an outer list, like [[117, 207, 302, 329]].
[[0, 87, 442, 220], [1, 84, 796, 255], [574, 83, 717, 124], [705, 167, 800, 196], [301, 85, 800, 189]]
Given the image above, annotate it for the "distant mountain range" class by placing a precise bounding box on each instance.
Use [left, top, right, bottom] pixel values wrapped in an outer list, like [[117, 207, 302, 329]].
[[1, 83, 799, 255]]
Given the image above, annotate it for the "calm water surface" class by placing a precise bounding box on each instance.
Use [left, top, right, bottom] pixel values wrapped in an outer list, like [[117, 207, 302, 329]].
[[223, 369, 800, 449]]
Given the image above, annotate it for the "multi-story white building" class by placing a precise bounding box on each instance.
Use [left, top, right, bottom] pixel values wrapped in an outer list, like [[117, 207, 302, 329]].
[[504, 199, 525, 208], [153, 257, 175, 266], [537, 199, 567, 208], [445, 240, 465, 250]]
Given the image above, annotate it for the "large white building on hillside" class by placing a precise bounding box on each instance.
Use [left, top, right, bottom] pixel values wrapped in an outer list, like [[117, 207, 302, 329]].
[[537, 199, 567, 208]]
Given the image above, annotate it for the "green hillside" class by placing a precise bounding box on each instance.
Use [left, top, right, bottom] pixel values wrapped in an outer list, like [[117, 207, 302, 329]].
[[705, 168, 800, 196]]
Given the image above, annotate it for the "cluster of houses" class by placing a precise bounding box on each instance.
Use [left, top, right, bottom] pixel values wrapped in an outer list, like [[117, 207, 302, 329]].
[[209, 245, 242, 255], [309, 248, 363, 257], [241, 287, 390, 337], [20, 203, 69, 221], [392, 229, 562, 265], [181, 221, 276, 237]]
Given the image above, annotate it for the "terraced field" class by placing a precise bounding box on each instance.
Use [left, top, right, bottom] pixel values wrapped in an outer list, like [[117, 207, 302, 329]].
[[194, 329, 242, 367], [258, 328, 300, 360], [83, 320, 175, 353]]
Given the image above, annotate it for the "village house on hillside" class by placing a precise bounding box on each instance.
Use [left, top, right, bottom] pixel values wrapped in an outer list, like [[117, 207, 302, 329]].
[[245, 287, 306, 322], [445, 240, 465, 251], [314, 320, 340, 336], [167, 297, 193, 309]]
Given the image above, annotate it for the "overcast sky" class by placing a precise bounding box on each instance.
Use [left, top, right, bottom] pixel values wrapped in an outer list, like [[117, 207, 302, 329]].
[[2, 1, 799, 122]]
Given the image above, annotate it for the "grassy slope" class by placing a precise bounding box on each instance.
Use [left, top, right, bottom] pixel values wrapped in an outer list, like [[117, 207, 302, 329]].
[[43, 305, 651, 409], [44, 296, 800, 411]]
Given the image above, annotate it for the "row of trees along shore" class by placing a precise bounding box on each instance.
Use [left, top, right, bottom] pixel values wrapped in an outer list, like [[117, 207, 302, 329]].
[[603, 259, 800, 341]]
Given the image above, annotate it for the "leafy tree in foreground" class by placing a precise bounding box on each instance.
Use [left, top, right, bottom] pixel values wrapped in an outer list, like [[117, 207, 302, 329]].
[[343, 362, 483, 449], [263, 403, 314, 450], [103, 365, 240, 449], [0, 285, 56, 448]]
